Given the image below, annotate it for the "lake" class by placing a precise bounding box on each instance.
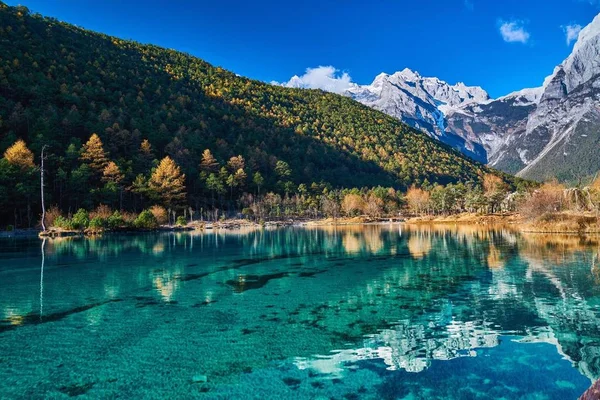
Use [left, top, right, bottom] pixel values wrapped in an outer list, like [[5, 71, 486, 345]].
[[1, 225, 599, 399]]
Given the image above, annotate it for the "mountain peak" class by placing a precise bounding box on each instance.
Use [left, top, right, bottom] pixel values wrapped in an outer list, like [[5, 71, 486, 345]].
[[573, 12, 600, 53], [396, 68, 421, 81]]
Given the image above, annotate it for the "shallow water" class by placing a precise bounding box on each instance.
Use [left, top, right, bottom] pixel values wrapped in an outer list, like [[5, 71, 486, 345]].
[[1, 225, 600, 399]]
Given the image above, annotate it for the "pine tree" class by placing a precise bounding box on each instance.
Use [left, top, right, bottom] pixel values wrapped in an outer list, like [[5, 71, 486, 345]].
[[149, 156, 186, 208], [80, 133, 108, 173], [253, 172, 264, 196], [200, 149, 219, 173], [137, 139, 154, 172], [3, 139, 34, 170], [205, 172, 224, 208], [227, 155, 245, 173], [102, 161, 124, 184]]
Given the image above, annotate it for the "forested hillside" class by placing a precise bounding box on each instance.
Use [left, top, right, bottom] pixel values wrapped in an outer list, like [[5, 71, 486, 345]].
[[0, 3, 520, 227]]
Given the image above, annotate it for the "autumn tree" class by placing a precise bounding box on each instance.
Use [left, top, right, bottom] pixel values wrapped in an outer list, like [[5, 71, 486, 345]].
[[102, 161, 124, 184], [80, 133, 109, 173], [137, 139, 154, 172], [406, 186, 430, 215], [149, 156, 186, 209], [483, 174, 509, 213], [364, 194, 384, 218], [227, 155, 245, 173], [101, 161, 125, 208], [0, 139, 38, 227], [200, 149, 219, 174], [519, 180, 565, 219], [3, 139, 34, 169], [341, 193, 365, 217]]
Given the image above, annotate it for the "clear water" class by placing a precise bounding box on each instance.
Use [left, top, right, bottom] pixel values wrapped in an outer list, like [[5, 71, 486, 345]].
[[1, 225, 600, 399]]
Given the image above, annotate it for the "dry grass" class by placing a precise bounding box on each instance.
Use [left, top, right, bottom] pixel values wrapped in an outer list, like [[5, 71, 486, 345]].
[[521, 211, 600, 233], [405, 212, 519, 225], [89, 204, 113, 220]]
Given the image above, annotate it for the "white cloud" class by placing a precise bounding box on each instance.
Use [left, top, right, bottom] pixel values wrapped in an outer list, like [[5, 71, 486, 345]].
[[276, 66, 354, 94], [562, 24, 582, 45], [499, 20, 530, 44]]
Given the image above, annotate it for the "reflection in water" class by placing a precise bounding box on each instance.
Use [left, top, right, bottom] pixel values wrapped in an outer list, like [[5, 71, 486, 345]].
[[40, 237, 45, 319], [0, 225, 599, 398]]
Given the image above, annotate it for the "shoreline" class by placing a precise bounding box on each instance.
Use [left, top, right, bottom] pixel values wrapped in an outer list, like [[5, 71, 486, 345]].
[[3, 212, 600, 238]]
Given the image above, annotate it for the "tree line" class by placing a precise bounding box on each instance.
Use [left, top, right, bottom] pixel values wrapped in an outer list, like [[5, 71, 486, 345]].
[[0, 2, 529, 228], [1, 134, 533, 230]]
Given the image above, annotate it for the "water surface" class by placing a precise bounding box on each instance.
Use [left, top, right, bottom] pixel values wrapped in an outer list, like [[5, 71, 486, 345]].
[[1, 225, 600, 399]]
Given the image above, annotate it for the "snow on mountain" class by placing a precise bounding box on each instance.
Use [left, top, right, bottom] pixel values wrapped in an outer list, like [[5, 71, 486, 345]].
[[275, 12, 600, 181], [342, 69, 490, 160], [512, 12, 600, 180]]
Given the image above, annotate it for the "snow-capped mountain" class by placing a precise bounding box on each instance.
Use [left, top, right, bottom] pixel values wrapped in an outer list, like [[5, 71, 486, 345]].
[[344, 69, 491, 162], [277, 12, 600, 181], [347, 10, 600, 181]]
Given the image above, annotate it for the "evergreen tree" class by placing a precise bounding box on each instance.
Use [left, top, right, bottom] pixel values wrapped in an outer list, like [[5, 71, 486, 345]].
[[148, 156, 186, 209], [80, 133, 109, 173]]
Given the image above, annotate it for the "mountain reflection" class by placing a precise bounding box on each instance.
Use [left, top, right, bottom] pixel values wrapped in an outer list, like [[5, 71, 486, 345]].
[[2, 225, 600, 385]]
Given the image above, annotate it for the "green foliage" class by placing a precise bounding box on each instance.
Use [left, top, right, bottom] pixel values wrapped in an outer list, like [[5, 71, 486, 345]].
[[88, 216, 105, 230], [133, 210, 159, 229], [107, 211, 125, 229], [0, 3, 525, 227], [52, 215, 73, 230], [175, 216, 187, 226], [71, 209, 90, 230]]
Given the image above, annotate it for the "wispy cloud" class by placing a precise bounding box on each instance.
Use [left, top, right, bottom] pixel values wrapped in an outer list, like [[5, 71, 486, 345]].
[[498, 19, 530, 44], [274, 66, 354, 94], [464, 0, 474, 11], [562, 23, 582, 45], [580, 0, 600, 8]]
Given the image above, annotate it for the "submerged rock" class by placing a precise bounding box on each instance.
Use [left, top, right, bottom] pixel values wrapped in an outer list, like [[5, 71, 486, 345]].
[[192, 375, 207, 384]]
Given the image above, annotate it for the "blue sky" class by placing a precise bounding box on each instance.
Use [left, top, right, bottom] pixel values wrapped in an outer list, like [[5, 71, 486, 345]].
[[7, 0, 600, 97]]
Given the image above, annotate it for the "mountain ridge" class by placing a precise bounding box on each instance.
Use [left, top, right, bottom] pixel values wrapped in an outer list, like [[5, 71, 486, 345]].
[[0, 0, 516, 225], [278, 12, 600, 181]]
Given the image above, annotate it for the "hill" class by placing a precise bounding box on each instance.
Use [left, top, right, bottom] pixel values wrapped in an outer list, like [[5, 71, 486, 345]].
[[0, 3, 518, 226]]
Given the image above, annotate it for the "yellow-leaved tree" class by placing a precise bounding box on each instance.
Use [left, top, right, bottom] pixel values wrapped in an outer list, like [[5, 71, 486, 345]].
[[102, 161, 124, 184], [4, 139, 34, 170], [80, 133, 108, 173], [149, 156, 186, 208]]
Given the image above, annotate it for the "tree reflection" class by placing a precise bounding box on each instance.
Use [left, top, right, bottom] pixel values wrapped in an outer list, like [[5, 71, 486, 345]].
[[3, 226, 600, 383]]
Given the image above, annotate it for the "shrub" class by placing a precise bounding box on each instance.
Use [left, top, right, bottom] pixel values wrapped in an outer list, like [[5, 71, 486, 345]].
[[90, 204, 113, 220], [53, 215, 73, 230], [519, 181, 565, 219], [5, 225, 14, 232], [88, 216, 105, 230], [44, 206, 62, 228], [71, 209, 90, 230], [121, 212, 138, 225], [107, 211, 125, 229], [175, 216, 187, 226], [149, 205, 168, 225], [133, 210, 159, 229]]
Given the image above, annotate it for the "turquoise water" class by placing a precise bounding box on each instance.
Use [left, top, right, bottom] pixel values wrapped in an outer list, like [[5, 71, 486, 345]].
[[1, 225, 599, 399]]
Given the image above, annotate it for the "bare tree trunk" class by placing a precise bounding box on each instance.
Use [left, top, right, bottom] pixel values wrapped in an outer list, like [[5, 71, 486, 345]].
[[40, 145, 48, 232]]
